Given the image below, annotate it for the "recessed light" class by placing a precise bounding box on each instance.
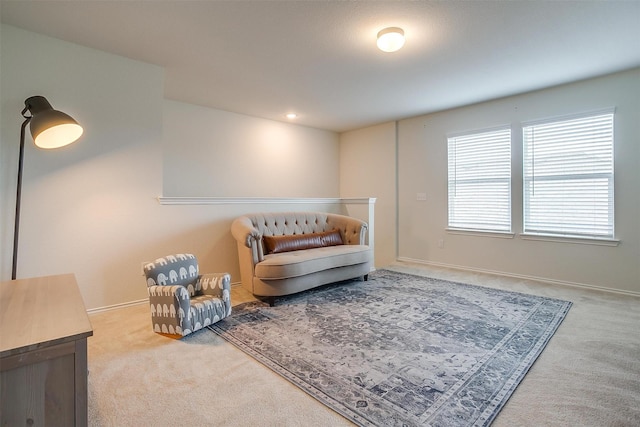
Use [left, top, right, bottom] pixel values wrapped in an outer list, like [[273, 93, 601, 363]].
[[286, 113, 298, 119], [377, 27, 405, 53]]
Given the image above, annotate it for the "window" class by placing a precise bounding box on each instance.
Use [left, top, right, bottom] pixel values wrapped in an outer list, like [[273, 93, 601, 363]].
[[447, 127, 511, 232], [523, 111, 614, 239]]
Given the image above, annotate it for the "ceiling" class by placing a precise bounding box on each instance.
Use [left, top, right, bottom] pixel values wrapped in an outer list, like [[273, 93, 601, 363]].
[[2, 1, 639, 133]]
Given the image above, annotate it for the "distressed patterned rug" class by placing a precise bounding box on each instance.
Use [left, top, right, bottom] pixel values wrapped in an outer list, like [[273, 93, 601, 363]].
[[210, 270, 572, 426]]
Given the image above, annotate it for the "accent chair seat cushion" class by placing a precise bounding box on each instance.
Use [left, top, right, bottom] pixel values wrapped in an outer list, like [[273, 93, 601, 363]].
[[189, 295, 229, 329]]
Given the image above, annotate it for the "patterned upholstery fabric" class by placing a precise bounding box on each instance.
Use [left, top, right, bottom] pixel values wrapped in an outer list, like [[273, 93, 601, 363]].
[[143, 253, 231, 337]]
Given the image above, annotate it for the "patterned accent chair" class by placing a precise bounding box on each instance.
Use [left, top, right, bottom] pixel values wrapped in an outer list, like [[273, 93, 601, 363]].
[[143, 253, 231, 337]]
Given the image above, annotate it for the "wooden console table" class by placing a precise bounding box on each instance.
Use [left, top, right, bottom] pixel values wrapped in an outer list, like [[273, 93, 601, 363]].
[[0, 274, 93, 426]]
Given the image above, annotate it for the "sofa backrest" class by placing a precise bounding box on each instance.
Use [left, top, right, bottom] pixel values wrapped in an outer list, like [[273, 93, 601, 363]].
[[247, 212, 330, 236], [243, 212, 367, 246]]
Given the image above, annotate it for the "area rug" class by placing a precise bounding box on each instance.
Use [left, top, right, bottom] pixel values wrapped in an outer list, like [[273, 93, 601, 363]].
[[209, 270, 572, 426]]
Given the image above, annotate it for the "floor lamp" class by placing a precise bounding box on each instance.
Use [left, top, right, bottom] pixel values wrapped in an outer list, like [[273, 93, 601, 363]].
[[11, 96, 83, 280]]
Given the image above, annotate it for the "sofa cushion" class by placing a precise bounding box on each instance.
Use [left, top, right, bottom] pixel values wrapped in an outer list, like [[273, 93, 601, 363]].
[[263, 230, 343, 254], [255, 245, 371, 280]]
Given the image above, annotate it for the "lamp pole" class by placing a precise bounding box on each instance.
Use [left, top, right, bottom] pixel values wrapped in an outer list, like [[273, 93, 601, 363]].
[[12, 115, 32, 280]]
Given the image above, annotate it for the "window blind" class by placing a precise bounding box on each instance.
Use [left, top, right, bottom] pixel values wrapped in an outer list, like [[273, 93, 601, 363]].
[[447, 127, 511, 232], [523, 112, 614, 239]]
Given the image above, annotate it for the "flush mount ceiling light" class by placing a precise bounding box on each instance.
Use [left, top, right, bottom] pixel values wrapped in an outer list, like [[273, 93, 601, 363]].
[[377, 27, 405, 53], [286, 113, 298, 119]]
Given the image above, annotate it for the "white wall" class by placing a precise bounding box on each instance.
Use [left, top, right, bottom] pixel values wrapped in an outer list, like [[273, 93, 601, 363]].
[[1, 24, 166, 309], [340, 122, 397, 267], [163, 100, 339, 197], [395, 70, 640, 294], [0, 25, 343, 310]]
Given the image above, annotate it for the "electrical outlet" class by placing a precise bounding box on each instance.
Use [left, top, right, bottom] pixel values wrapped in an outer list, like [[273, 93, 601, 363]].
[[416, 192, 427, 201], [141, 261, 148, 276]]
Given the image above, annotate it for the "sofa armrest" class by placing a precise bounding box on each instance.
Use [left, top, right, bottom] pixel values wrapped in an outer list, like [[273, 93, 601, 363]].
[[327, 215, 369, 245], [231, 216, 262, 248], [148, 284, 191, 321], [232, 216, 265, 264], [199, 273, 230, 297], [199, 273, 232, 317]]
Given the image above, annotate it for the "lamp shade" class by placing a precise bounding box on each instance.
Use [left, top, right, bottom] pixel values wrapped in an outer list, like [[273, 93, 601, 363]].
[[24, 96, 83, 149], [377, 27, 405, 53]]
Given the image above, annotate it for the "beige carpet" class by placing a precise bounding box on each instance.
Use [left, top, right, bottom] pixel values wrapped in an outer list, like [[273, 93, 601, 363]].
[[87, 262, 640, 426]]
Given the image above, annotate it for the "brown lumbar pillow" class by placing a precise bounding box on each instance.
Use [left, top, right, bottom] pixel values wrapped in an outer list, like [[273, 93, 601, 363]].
[[319, 229, 343, 247], [263, 229, 343, 254]]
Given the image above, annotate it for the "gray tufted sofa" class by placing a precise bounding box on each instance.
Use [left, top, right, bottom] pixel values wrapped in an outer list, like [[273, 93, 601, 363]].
[[231, 212, 373, 304]]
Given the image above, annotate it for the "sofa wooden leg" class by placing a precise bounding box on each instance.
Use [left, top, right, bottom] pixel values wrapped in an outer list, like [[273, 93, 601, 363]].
[[363, 274, 369, 281]]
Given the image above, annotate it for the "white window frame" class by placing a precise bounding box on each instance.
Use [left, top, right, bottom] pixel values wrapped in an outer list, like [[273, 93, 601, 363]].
[[447, 126, 512, 234], [522, 109, 615, 241]]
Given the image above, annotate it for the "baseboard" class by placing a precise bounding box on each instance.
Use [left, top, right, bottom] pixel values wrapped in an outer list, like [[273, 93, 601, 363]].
[[395, 257, 640, 298], [87, 298, 148, 314], [89, 263, 637, 315], [88, 282, 244, 315]]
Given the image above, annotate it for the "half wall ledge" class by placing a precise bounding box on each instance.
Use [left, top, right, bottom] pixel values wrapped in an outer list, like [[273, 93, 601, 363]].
[[156, 197, 376, 205], [155, 196, 376, 249]]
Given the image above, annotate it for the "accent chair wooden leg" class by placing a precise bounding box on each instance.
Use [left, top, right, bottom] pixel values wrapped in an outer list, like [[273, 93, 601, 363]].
[[267, 296, 275, 307]]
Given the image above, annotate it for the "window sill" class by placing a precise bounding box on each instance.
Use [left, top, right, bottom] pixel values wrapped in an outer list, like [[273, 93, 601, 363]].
[[519, 233, 620, 247], [446, 228, 515, 239], [445, 229, 620, 246]]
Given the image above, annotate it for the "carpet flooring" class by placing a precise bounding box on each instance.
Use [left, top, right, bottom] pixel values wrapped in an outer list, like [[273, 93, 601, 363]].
[[210, 270, 572, 426], [86, 262, 640, 426]]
